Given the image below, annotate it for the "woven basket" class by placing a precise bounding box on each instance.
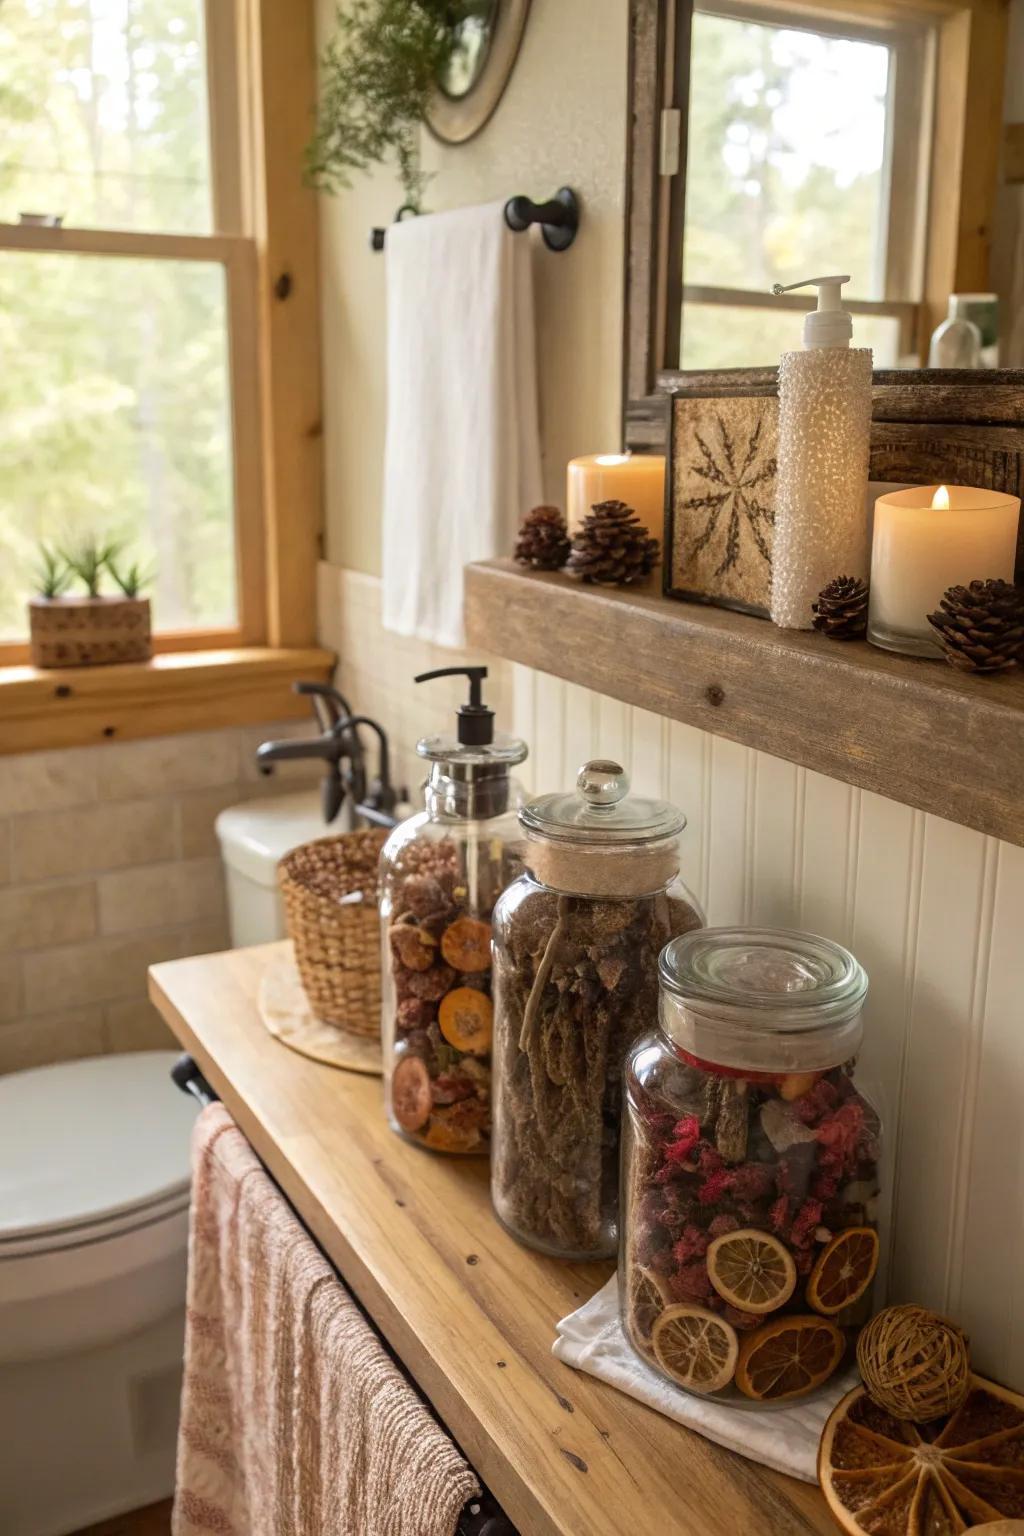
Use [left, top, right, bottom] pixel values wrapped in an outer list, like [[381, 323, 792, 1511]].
[[278, 828, 388, 1036]]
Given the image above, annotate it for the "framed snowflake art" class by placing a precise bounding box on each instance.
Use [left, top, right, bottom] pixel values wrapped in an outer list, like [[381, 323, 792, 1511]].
[[665, 381, 779, 617]]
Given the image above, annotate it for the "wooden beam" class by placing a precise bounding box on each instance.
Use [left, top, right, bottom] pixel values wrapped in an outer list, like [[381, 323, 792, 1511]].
[[464, 560, 1024, 847], [1004, 122, 1024, 185], [248, 0, 323, 647]]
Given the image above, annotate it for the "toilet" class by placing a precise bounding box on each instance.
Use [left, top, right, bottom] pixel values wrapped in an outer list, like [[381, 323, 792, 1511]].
[[0, 1052, 197, 1536], [216, 786, 343, 947]]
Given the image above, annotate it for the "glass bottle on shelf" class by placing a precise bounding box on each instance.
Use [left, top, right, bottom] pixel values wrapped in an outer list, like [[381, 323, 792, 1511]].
[[491, 760, 704, 1260], [380, 667, 527, 1155], [621, 926, 880, 1406]]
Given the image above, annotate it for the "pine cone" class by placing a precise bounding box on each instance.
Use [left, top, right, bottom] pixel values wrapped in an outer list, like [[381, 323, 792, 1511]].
[[812, 576, 869, 639], [514, 505, 571, 570], [926, 579, 1024, 672], [566, 500, 659, 587]]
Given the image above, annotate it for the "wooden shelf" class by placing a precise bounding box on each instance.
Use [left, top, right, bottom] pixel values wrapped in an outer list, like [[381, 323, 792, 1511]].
[[150, 942, 835, 1536], [464, 560, 1024, 847]]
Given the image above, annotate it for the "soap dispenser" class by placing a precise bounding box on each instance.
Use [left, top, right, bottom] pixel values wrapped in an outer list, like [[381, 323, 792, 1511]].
[[379, 666, 528, 1155], [770, 275, 873, 629]]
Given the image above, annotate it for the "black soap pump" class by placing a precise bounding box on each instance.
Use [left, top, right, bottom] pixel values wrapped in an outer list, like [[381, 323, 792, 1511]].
[[412, 666, 526, 818]]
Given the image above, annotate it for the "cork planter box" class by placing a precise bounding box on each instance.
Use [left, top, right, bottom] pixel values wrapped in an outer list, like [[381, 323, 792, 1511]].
[[28, 595, 152, 668]]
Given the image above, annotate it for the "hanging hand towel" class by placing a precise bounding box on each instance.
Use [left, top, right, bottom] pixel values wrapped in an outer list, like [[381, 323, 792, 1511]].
[[382, 201, 543, 648], [174, 1103, 479, 1536]]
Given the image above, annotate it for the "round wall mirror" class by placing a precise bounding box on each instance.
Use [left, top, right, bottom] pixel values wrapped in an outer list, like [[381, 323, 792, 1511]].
[[426, 0, 531, 144]]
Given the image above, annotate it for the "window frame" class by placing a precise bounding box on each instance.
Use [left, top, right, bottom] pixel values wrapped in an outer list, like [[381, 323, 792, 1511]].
[[0, 0, 322, 663], [624, 0, 1011, 449]]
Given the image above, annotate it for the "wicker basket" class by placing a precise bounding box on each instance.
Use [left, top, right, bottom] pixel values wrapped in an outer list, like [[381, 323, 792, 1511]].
[[278, 827, 388, 1036]]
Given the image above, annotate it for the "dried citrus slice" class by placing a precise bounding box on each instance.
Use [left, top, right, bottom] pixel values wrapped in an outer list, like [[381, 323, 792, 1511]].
[[651, 1304, 739, 1394], [819, 1377, 1024, 1535], [440, 916, 492, 972], [735, 1314, 845, 1401], [707, 1227, 797, 1314], [391, 1054, 432, 1132], [626, 1265, 672, 1346], [438, 987, 493, 1054], [807, 1227, 879, 1316]]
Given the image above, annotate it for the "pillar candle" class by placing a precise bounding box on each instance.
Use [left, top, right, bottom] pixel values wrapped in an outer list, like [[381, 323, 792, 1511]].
[[868, 484, 1020, 656], [566, 453, 666, 543]]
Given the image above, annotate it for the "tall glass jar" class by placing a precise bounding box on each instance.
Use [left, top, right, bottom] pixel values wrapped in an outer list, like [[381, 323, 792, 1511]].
[[621, 927, 880, 1406], [491, 760, 704, 1260], [380, 668, 526, 1155]]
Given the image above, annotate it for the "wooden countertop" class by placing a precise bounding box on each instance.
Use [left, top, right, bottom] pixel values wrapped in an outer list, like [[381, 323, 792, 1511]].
[[150, 942, 836, 1536]]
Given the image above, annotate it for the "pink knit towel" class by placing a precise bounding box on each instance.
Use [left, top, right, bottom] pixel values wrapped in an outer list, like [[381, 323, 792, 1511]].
[[173, 1103, 480, 1536]]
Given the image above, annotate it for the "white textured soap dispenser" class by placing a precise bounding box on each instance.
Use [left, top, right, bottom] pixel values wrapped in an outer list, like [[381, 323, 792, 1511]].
[[770, 275, 872, 629]]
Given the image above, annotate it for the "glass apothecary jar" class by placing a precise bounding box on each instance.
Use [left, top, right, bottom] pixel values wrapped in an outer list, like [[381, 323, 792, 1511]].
[[491, 760, 704, 1260], [381, 668, 526, 1155], [621, 927, 880, 1406]]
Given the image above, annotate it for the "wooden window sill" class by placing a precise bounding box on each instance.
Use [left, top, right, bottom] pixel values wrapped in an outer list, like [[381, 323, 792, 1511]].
[[464, 560, 1024, 847], [0, 646, 335, 756]]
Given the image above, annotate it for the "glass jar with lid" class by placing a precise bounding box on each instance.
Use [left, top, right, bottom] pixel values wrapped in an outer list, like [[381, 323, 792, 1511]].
[[380, 667, 526, 1155], [490, 759, 704, 1260], [621, 927, 880, 1405]]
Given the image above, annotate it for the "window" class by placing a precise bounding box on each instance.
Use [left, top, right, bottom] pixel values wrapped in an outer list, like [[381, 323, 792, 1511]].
[[680, 1, 932, 369], [0, 0, 265, 651]]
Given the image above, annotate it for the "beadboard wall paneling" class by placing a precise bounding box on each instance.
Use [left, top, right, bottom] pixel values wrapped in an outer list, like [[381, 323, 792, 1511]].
[[319, 563, 1023, 1389]]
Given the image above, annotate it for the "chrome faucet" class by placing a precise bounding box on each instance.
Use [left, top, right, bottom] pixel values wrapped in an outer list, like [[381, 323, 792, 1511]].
[[256, 683, 400, 828]]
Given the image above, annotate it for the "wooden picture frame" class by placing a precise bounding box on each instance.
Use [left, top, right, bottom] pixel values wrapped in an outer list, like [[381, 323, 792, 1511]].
[[664, 367, 1024, 612]]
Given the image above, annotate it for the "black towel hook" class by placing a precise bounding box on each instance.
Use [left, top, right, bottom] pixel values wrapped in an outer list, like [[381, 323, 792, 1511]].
[[503, 186, 579, 251]]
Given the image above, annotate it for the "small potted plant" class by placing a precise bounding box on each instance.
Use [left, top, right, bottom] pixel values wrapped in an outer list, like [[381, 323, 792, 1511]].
[[28, 537, 153, 668]]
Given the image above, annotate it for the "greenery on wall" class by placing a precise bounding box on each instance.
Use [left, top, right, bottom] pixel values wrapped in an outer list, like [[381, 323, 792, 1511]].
[[308, 1, 467, 210]]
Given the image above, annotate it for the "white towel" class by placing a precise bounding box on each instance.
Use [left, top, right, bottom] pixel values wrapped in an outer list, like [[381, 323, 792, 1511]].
[[381, 201, 543, 648], [553, 1276, 858, 1483]]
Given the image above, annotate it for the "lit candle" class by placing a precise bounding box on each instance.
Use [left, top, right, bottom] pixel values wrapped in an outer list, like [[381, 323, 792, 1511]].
[[868, 484, 1020, 656], [566, 453, 666, 545]]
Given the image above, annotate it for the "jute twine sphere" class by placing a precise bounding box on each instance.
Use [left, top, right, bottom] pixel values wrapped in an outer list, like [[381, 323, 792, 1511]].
[[856, 1305, 971, 1422]]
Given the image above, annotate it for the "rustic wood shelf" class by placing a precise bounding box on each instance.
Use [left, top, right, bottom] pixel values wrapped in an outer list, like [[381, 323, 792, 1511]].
[[151, 943, 835, 1536], [464, 559, 1024, 847]]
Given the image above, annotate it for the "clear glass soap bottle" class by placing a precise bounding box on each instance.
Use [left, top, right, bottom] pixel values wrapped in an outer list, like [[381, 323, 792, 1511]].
[[380, 667, 526, 1155]]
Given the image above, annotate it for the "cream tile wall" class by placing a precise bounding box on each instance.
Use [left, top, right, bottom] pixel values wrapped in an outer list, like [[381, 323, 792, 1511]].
[[319, 560, 1024, 1390], [0, 719, 320, 1075]]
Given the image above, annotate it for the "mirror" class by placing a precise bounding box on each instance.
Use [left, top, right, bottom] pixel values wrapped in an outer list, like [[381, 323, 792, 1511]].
[[624, 0, 1020, 419], [437, 0, 499, 100]]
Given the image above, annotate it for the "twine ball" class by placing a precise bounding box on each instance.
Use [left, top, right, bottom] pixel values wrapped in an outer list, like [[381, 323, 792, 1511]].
[[856, 1305, 971, 1421]]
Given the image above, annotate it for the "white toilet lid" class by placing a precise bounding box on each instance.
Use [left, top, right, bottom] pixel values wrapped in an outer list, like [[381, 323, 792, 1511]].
[[0, 1052, 197, 1245]]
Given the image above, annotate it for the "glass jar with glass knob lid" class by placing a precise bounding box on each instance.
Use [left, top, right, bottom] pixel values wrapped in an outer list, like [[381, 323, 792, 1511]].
[[621, 926, 880, 1405], [490, 760, 704, 1260], [380, 667, 527, 1155]]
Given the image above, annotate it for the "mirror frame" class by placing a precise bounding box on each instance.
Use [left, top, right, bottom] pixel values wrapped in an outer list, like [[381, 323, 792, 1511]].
[[425, 0, 532, 145], [623, 0, 1011, 453]]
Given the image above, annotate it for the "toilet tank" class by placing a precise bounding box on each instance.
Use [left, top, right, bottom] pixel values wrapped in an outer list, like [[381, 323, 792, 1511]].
[[216, 790, 350, 947]]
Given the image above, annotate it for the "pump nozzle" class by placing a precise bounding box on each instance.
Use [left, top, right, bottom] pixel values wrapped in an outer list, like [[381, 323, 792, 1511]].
[[771, 274, 853, 349], [415, 666, 494, 746]]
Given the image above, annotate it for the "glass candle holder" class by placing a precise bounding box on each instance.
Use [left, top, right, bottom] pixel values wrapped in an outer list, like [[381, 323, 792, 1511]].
[[868, 484, 1020, 657]]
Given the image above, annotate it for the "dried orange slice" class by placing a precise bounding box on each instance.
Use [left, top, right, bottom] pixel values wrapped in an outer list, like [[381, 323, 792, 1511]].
[[707, 1227, 797, 1314], [626, 1265, 672, 1346], [439, 987, 493, 1054], [651, 1304, 739, 1394], [391, 1054, 432, 1132], [807, 1227, 879, 1316], [735, 1314, 845, 1401], [440, 916, 492, 972], [819, 1377, 1024, 1535]]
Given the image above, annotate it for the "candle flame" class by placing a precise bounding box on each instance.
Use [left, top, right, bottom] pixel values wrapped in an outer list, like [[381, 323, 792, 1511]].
[[931, 484, 950, 510]]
